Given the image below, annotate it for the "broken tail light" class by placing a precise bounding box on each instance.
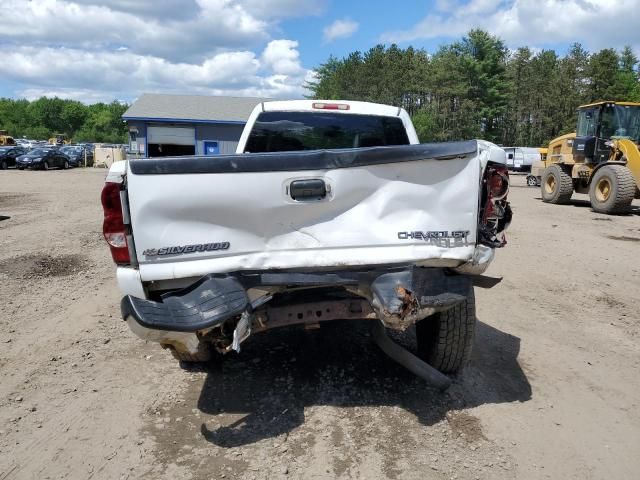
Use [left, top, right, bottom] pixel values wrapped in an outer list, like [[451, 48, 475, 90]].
[[479, 164, 512, 248], [101, 182, 130, 264]]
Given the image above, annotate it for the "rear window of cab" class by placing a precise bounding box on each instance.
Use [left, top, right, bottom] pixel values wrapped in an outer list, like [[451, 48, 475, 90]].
[[245, 111, 410, 153]]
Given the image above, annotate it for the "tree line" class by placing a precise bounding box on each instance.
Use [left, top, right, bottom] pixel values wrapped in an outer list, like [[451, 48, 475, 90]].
[[306, 30, 640, 146], [0, 97, 128, 143]]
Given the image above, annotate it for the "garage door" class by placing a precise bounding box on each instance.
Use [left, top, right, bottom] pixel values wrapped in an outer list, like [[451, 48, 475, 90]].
[[147, 126, 195, 146]]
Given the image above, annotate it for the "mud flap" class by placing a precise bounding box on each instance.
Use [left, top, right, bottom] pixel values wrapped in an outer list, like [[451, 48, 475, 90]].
[[121, 275, 249, 332]]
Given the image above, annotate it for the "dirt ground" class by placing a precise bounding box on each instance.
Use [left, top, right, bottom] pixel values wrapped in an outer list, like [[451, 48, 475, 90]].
[[1, 168, 639, 480]]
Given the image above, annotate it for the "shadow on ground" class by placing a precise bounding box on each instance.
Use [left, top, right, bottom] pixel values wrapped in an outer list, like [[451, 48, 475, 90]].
[[570, 199, 640, 215], [194, 319, 531, 448], [533, 196, 640, 215]]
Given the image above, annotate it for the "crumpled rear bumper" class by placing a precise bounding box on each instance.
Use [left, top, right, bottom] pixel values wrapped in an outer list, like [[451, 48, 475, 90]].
[[121, 266, 473, 334]]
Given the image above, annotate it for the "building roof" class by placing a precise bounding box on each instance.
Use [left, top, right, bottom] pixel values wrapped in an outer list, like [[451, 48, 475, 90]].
[[122, 93, 273, 124]]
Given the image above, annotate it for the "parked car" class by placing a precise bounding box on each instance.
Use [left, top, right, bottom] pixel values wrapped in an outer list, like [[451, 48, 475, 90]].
[[103, 100, 511, 378], [16, 147, 71, 170], [61, 145, 94, 167], [0, 146, 27, 169]]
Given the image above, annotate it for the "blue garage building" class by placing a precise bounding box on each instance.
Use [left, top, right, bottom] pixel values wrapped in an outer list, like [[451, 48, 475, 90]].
[[122, 93, 271, 158]]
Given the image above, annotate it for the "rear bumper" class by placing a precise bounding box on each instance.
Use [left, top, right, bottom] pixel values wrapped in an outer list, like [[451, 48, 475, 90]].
[[120, 266, 473, 335]]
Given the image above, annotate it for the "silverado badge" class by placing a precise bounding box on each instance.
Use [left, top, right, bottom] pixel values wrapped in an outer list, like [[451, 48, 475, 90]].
[[143, 242, 230, 257]]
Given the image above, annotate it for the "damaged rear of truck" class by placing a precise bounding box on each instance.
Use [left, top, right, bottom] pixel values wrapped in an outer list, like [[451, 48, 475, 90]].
[[102, 101, 510, 376]]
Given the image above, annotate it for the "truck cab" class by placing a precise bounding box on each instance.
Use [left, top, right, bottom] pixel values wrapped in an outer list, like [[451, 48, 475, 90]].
[[236, 100, 419, 153]]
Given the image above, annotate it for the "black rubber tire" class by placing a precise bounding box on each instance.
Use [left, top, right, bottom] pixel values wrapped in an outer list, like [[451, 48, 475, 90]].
[[541, 164, 573, 204], [526, 175, 538, 187], [43, 161, 49, 171], [63, 160, 69, 169], [415, 287, 476, 374], [0, 160, 7, 170], [589, 165, 636, 214]]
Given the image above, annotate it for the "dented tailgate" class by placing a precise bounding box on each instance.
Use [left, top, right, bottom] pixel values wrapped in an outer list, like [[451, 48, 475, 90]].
[[126, 142, 485, 281]]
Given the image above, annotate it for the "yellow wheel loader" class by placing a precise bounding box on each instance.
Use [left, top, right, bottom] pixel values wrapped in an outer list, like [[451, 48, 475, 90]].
[[0, 130, 17, 146], [530, 101, 640, 214], [49, 133, 70, 146]]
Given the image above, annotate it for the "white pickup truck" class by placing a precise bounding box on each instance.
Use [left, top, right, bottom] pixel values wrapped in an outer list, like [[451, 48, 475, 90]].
[[102, 100, 510, 376]]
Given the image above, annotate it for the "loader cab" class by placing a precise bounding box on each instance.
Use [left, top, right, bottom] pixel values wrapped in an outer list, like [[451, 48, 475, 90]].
[[573, 105, 603, 163], [573, 102, 640, 164], [49, 133, 68, 146]]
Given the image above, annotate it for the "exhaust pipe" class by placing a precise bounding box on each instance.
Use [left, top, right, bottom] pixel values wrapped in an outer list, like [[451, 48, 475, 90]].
[[370, 320, 452, 391]]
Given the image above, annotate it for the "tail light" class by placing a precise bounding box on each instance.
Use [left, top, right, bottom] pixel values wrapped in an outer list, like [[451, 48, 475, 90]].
[[101, 182, 130, 264], [479, 164, 512, 248]]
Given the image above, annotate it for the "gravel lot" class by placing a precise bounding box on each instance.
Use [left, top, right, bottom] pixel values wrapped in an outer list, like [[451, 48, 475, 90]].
[[1, 168, 639, 480]]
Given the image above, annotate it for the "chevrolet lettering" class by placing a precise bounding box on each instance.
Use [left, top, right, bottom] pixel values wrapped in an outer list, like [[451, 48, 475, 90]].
[[397, 231, 470, 240]]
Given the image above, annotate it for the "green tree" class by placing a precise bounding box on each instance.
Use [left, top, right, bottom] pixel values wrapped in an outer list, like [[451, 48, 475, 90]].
[[615, 46, 639, 101], [61, 101, 88, 136], [588, 49, 622, 101], [0, 97, 128, 142], [451, 30, 510, 143]]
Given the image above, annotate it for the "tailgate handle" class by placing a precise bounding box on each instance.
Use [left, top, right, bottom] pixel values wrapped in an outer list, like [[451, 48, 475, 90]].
[[290, 179, 326, 201]]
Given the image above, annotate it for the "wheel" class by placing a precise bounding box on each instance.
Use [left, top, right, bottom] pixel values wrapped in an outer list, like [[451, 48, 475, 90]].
[[541, 164, 573, 204], [526, 175, 538, 187], [415, 287, 476, 374], [63, 160, 69, 169], [43, 161, 49, 170], [589, 165, 636, 214], [0, 160, 7, 170]]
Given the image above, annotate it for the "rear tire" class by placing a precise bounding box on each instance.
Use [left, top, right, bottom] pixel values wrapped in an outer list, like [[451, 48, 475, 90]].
[[0, 160, 7, 170], [415, 287, 476, 374], [63, 160, 69, 169], [541, 164, 573, 204], [589, 165, 636, 214], [43, 161, 49, 171], [526, 175, 538, 187]]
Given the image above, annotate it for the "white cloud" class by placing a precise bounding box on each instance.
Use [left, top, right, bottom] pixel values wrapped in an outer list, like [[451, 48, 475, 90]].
[[0, 0, 319, 102], [1, 0, 268, 62], [18, 88, 126, 104], [380, 0, 640, 53], [5, 42, 309, 102], [237, 0, 326, 18], [69, 0, 201, 20], [261, 40, 305, 75], [323, 19, 359, 44]]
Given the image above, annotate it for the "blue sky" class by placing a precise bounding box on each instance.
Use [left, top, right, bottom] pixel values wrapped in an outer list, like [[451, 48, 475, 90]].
[[1, 0, 638, 103], [281, 0, 443, 65]]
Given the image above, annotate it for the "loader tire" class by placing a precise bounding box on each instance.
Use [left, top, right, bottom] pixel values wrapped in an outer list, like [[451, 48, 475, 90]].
[[541, 165, 573, 204], [415, 287, 476, 374], [589, 165, 636, 214]]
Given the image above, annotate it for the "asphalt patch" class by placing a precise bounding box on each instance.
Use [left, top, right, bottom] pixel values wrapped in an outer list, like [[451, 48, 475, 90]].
[[446, 411, 486, 442], [0, 193, 34, 208], [0, 253, 89, 279]]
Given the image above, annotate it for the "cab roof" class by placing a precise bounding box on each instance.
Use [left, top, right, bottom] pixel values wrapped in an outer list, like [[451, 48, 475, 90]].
[[579, 101, 640, 109]]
